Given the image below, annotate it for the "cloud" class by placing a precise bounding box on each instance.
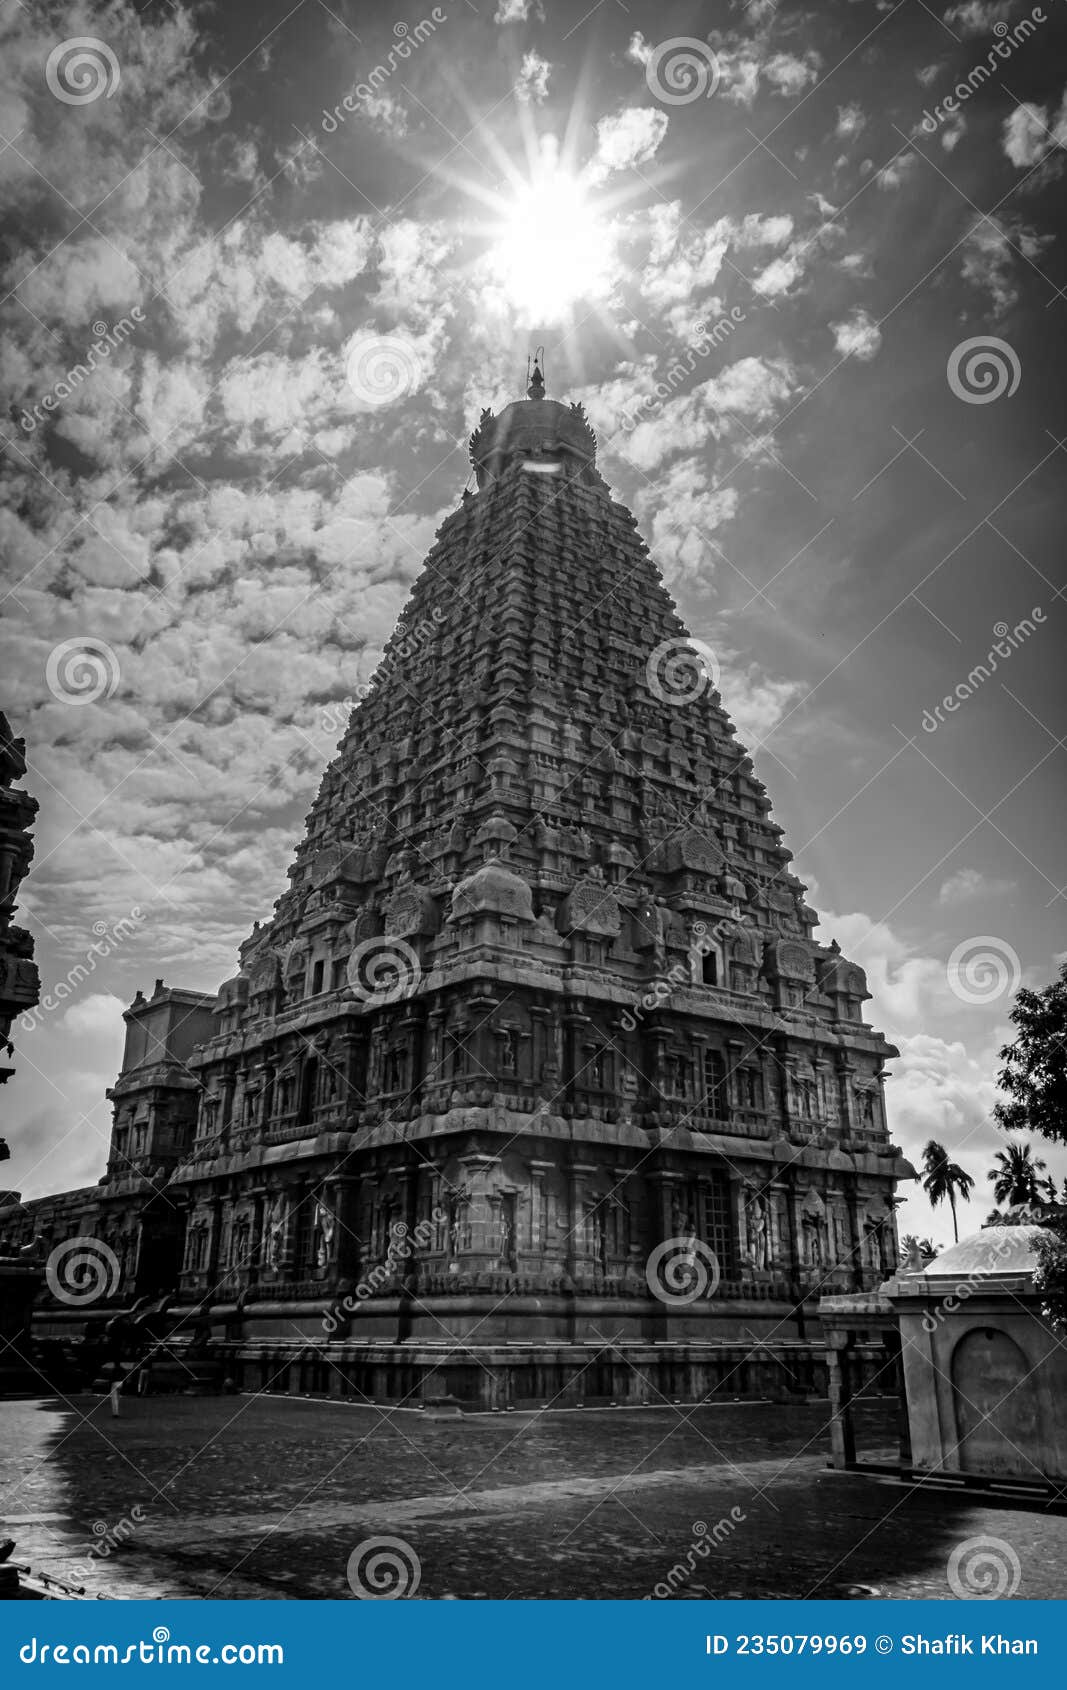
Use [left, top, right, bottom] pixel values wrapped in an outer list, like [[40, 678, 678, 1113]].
[[1001, 91, 1067, 169], [831, 309, 882, 361], [938, 867, 1017, 905], [835, 103, 866, 140], [877, 151, 918, 189], [358, 90, 410, 137], [943, 1, 1016, 34], [761, 52, 821, 99], [591, 106, 669, 178], [960, 216, 1051, 313], [494, 0, 542, 21], [515, 49, 551, 105], [942, 116, 966, 152]]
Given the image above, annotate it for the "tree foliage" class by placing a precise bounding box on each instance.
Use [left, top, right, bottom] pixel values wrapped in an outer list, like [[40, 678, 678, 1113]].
[[1033, 1215, 1067, 1334], [988, 1140, 1048, 1208], [921, 1140, 975, 1243], [994, 962, 1067, 1147]]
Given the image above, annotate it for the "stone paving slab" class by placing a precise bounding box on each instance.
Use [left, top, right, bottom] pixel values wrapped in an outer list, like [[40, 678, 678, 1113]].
[[1, 1394, 1065, 1601]]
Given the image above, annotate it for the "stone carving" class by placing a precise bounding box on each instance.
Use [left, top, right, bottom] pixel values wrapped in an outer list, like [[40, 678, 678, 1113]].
[[558, 880, 621, 937]]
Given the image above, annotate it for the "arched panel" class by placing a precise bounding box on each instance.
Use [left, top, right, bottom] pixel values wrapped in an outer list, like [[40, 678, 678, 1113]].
[[950, 1326, 1038, 1477]]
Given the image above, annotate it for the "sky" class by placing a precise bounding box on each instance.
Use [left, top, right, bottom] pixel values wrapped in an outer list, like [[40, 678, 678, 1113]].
[[1, 0, 1066, 1248]]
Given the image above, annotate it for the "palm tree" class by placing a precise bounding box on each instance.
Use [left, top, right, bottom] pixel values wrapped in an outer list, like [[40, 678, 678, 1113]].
[[988, 1140, 1048, 1208], [921, 1140, 976, 1243]]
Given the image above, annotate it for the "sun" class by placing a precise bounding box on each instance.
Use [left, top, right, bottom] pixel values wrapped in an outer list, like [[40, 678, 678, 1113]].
[[487, 151, 617, 322]]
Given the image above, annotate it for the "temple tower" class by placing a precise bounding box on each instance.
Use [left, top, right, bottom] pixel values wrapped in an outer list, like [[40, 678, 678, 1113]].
[[168, 362, 911, 1340]]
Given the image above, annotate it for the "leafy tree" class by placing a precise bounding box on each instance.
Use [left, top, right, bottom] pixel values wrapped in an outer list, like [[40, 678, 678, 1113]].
[[921, 1140, 975, 1243], [988, 1140, 1048, 1208], [1033, 1215, 1067, 1333], [994, 962, 1067, 1147], [900, 1233, 935, 1263]]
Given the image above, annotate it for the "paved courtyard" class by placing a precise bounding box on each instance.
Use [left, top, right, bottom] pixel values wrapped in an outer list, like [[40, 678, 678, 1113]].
[[1, 1394, 1065, 1600]]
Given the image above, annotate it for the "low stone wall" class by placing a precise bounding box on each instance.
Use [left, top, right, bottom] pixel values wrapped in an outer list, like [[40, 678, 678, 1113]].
[[27, 1300, 897, 1410], [203, 1338, 893, 1410]]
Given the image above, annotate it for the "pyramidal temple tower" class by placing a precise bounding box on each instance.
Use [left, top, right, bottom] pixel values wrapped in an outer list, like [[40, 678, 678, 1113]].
[[142, 362, 910, 1350]]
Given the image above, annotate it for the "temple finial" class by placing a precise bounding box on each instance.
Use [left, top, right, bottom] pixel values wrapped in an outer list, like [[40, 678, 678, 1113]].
[[527, 346, 545, 400]]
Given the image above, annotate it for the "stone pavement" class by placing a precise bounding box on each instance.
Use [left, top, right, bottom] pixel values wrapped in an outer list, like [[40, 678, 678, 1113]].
[[1, 1394, 1065, 1600]]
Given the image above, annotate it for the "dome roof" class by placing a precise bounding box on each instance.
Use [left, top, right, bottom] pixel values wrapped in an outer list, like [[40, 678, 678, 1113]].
[[917, 1224, 1054, 1282], [450, 861, 534, 921], [468, 365, 597, 490]]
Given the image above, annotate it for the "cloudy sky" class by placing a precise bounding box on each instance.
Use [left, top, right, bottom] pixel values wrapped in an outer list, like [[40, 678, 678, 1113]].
[[2, 0, 1065, 1245]]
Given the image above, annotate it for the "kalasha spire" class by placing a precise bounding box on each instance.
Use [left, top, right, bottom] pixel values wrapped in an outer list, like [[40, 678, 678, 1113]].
[[526, 347, 546, 399], [167, 368, 910, 1353]]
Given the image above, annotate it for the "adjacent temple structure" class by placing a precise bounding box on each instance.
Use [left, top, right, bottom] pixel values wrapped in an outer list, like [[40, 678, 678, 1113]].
[[2, 365, 912, 1382]]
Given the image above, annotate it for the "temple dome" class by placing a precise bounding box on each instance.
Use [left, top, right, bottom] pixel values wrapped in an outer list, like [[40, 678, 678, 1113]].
[[450, 861, 535, 921], [468, 362, 597, 490], [916, 1224, 1054, 1282]]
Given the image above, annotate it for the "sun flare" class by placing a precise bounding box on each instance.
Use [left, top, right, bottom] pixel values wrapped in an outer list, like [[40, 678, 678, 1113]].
[[487, 153, 617, 322]]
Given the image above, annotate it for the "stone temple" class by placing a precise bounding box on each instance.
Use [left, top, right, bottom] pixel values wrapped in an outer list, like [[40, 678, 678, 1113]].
[[2, 365, 912, 1388]]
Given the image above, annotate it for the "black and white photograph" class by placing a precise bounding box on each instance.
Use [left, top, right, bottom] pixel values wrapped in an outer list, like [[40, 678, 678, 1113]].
[[1, 0, 1066, 1614]]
